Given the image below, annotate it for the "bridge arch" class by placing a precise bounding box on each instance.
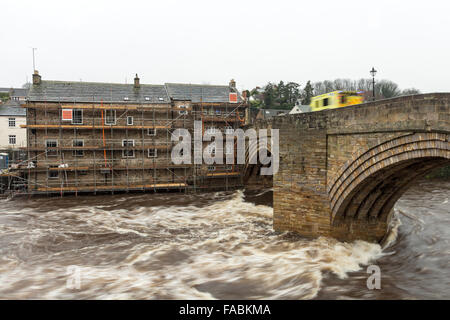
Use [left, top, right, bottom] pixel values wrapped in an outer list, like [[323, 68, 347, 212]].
[[329, 132, 450, 235]]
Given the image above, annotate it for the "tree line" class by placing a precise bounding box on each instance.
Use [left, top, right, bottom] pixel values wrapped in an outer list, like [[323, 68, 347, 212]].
[[246, 79, 420, 110]]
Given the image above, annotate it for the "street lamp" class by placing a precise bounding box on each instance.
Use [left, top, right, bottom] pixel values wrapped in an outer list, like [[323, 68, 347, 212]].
[[370, 67, 377, 101]]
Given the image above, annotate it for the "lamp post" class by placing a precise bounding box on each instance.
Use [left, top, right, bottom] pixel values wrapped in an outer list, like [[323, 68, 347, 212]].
[[370, 67, 377, 101]]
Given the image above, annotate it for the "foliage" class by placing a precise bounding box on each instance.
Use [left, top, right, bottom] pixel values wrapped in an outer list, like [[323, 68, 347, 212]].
[[301, 81, 314, 105], [0, 92, 9, 102], [247, 78, 421, 109], [426, 166, 450, 179], [312, 78, 420, 99], [248, 81, 302, 110]]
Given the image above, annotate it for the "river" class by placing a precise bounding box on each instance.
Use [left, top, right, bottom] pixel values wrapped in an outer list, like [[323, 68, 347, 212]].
[[0, 179, 448, 299]]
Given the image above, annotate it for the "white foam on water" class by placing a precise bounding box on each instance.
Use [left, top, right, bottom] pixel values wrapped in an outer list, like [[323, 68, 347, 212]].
[[0, 190, 386, 299]]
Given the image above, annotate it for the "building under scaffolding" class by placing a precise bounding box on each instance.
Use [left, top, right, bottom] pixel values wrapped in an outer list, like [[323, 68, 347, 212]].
[[10, 72, 248, 196]]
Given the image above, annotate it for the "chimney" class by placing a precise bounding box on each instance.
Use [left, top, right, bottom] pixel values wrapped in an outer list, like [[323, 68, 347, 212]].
[[32, 70, 41, 85], [134, 74, 140, 88], [229, 79, 236, 89]]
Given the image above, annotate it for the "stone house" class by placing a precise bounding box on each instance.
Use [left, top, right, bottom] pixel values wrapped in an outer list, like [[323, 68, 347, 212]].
[[21, 71, 247, 194]]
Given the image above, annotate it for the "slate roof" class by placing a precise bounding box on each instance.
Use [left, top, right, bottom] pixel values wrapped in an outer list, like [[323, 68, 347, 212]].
[[257, 109, 288, 119], [0, 100, 26, 116], [0, 88, 28, 97], [26, 79, 241, 104], [27, 81, 170, 104], [165, 83, 240, 103], [10, 88, 28, 97]]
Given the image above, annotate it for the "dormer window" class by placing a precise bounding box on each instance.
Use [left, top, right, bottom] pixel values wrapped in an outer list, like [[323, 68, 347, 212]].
[[158, 97, 164, 101], [145, 96, 150, 101], [124, 97, 129, 101]]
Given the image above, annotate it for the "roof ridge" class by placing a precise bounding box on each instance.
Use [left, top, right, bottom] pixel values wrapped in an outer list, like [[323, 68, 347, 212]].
[[165, 82, 229, 88], [39, 80, 165, 87]]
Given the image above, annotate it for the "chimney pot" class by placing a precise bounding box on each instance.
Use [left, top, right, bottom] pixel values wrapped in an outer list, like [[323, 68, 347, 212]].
[[134, 74, 140, 88], [229, 79, 236, 89], [32, 70, 41, 85]]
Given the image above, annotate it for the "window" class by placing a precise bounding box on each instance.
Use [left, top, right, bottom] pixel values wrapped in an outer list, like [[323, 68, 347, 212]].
[[207, 166, 216, 171], [48, 168, 59, 179], [144, 96, 150, 101], [105, 110, 116, 125], [340, 96, 346, 104], [226, 165, 233, 171], [215, 109, 221, 115], [8, 118, 15, 127], [178, 105, 188, 115], [122, 140, 135, 158], [72, 139, 84, 157], [148, 149, 157, 158], [323, 98, 329, 107], [8, 135, 16, 145], [147, 128, 156, 136], [127, 116, 133, 125], [46, 139, 58, 156], [72, 109, 83, 124]]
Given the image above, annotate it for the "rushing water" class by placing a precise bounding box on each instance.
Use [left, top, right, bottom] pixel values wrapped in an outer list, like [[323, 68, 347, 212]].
[[0, 179, 448, 299]]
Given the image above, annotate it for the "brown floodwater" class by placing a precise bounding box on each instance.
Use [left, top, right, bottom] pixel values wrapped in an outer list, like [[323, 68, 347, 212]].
[[0, 179, 448, 299]]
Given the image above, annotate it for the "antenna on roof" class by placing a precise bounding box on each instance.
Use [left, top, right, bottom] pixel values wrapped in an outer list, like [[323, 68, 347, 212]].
[[31, 47, 37, 72]]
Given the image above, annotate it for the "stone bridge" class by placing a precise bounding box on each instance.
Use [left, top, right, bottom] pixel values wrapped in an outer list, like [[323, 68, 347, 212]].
[[245, 93, 450, 243]]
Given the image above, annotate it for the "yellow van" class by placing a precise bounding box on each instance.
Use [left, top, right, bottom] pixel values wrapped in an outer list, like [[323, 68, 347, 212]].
[[310, 91, 364, 112]]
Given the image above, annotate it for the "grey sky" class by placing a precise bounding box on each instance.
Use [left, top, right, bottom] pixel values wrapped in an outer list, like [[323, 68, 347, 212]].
[[1, 0, 449, 92]]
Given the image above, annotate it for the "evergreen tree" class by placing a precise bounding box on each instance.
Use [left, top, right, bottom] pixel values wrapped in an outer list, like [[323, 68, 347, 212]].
[[301, 81, 314, 105]]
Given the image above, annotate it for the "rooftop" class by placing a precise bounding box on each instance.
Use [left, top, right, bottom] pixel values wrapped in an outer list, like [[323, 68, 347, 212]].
[[26, 73, 241, 104], [258, 109, 288, 119], [165, 83, 240, 103], [27, 80, 170, 104], [0, 100, 26, 116], [0, 88, 28, 97]]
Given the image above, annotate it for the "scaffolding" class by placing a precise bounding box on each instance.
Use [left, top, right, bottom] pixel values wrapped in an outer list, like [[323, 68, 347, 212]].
[[6, 93, 249, 196]]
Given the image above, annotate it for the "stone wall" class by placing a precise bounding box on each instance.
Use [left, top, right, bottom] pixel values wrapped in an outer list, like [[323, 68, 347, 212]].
[[251, 93, 450, 242]]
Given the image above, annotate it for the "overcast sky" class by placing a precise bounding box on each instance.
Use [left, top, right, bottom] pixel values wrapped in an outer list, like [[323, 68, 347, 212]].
[[1, 0, 449, 92]]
